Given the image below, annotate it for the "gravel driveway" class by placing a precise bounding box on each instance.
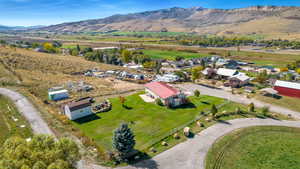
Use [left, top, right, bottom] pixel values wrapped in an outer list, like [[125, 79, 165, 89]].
[[0, 88, 54, 135]]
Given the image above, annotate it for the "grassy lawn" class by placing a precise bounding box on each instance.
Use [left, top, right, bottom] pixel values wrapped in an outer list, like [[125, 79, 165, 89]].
[[0, 95, 32, 145], [143, 49, 208, 60], [72, 93, 225, 151], [72, 91, 291, 157], [255, 95, 300, 112], [206, 126, 300, 169]]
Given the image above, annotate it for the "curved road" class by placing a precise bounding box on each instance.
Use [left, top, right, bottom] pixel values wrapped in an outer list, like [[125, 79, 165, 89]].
[[1, 88, 300, 169], [0, 88, 54, 135]]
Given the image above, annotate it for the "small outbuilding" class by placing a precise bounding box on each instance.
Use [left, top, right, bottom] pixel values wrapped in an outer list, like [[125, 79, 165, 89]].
[[62, 98, 93, 120], [48, 89, 69, 101]]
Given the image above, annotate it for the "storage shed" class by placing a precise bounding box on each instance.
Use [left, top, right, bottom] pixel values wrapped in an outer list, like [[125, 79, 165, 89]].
[[48, 89, 69, 101]]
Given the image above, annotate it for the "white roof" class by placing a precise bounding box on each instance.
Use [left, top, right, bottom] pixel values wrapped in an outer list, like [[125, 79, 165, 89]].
[[217, 68, 238, 77], [93, 47, 119, 50], [274, 80, 300, 90], [231, 73, 250, 82], [48, 89, 68, 95]]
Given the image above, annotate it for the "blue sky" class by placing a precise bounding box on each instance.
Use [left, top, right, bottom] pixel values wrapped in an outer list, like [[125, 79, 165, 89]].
[[1, 0, 300, 26]]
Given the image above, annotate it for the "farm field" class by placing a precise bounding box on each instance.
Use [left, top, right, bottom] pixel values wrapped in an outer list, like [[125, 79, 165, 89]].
[[0, 95, 32, 145], [0, 47, 142, 101], [142, 49, 208, 60], [205, 126, 300, 169], [6, 35, 300, 67]]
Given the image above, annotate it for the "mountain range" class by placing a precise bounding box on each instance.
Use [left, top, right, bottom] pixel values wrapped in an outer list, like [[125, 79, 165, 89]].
[[27, 6, 300, 38], [0, 25, 44, 31]]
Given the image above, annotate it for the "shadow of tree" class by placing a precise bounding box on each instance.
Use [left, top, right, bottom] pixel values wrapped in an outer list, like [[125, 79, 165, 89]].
[[123, 104, 133, 110], [216, 119, 232, 125], [201, 101, 211, 105], [127, 151, 159, 169], [172, 102, 196, 109]]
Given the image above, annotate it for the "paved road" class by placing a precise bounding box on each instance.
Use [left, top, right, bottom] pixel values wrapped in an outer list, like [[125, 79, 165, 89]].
[[177, 83, 300, 119], [0, 88, 54, 135]]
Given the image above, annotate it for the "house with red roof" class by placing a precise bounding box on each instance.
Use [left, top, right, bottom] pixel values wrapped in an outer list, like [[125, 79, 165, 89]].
[[144, 81, 187, 107]]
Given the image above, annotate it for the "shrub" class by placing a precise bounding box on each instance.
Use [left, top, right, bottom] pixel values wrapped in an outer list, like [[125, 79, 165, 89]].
[[155, 98, 164, 106], [194, 90, 200, 97], [0, 135, 80, 169], [262, 106, 269, 116], [248, 103, 255, 112], [210, 104, 218, 118], [236, 107, 242, 114]]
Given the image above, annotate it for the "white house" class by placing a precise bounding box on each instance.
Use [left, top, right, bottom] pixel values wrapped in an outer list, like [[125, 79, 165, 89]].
[[48, 89, 69, 101], [155, 74, 180, 83], [229, 73, 251, 87], [63, 98, 93, 120], [144, 81, 187, 107], [217, 68, 239, 78]]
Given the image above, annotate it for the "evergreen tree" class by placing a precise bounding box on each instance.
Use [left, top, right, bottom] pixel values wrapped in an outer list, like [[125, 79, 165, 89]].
[[76, 44, 81, 52], [112, 123, 135, 159]]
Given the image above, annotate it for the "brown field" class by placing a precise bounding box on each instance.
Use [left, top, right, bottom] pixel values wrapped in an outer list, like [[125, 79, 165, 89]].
[[0, 47, 143, 103]]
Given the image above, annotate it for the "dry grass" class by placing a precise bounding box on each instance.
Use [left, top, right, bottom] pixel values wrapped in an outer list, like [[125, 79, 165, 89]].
[[255, 95, 300, 113], [0, 47, 142, 101]]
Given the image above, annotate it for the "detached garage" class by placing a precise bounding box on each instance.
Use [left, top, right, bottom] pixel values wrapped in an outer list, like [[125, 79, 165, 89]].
[[273, 80, 300, 98]]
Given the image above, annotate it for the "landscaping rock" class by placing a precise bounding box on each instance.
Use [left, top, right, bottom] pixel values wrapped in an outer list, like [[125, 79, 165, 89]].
[[183, 127, 190, 137], [173, 133, 180, 139], [150, 147, 157, 153], [161, 141, 168, 146], [205, 117, 211, 122]]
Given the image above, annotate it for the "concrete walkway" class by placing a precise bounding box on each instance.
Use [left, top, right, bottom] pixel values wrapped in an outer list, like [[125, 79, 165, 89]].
[[177, 83, 300, 119], [0, 88, 54, 135]]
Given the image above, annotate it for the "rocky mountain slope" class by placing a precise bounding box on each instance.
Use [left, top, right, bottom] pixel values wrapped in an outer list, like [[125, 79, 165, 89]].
[[37, 6, 300, 37]]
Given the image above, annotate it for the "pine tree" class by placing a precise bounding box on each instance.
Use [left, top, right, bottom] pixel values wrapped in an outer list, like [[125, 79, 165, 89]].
[[112, 123, 135, 159]]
